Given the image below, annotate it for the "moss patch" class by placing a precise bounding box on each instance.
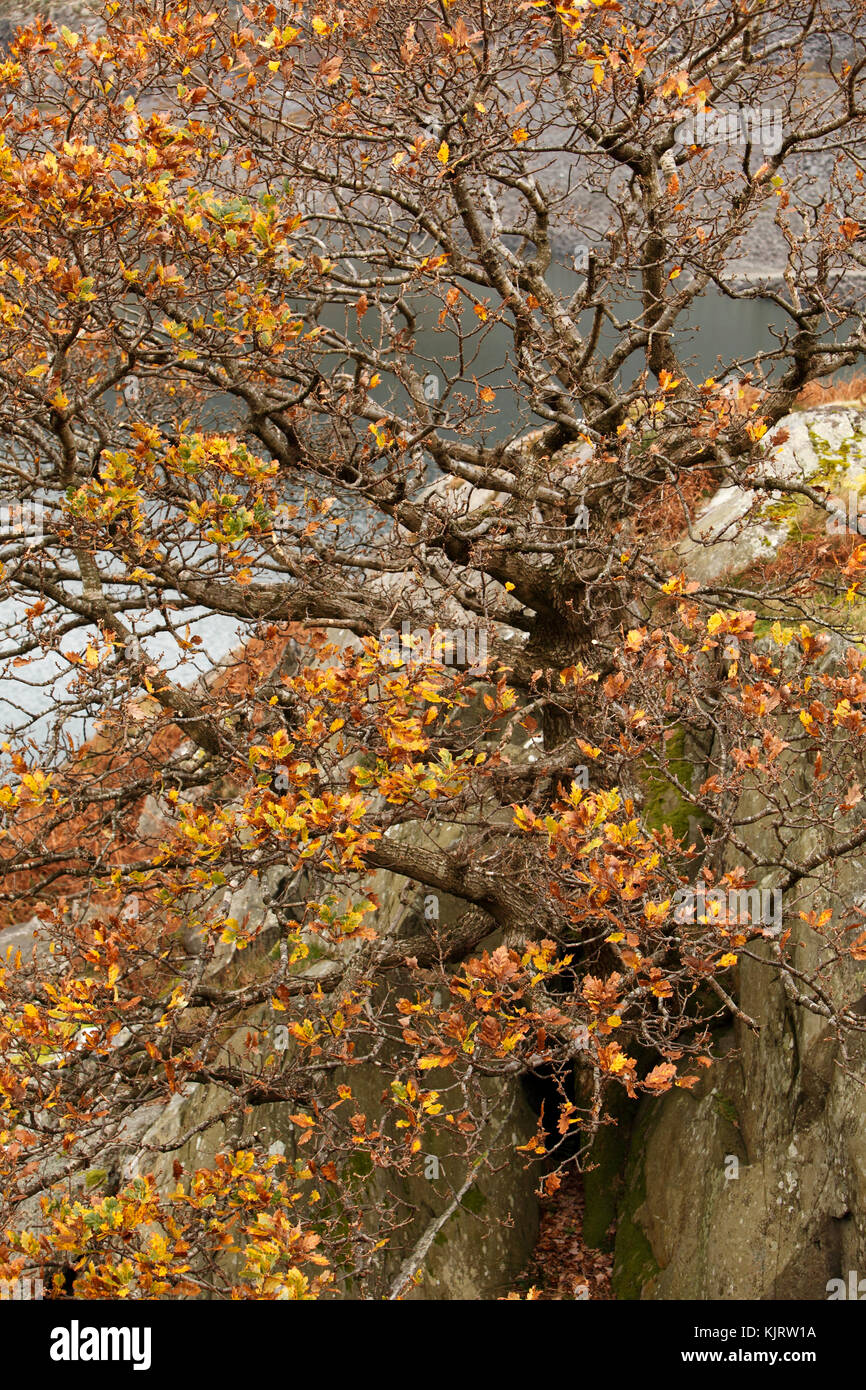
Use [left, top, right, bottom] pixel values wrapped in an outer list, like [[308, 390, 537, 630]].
[[640, 726, 711, 843], [460, 1184, 487, 1216], [611, 1104, 661, 1300], [713, 1092, 740, 1129], [805, 420, 866, 485], [582, 1088, 637, 1251]]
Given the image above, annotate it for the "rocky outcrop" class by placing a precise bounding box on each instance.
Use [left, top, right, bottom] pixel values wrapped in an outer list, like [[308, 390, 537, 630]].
[[121, 854, 540, 1300], [674, 405, 866, 585], [613, 915, 866, 1299], [610, 402, 866, 1300]]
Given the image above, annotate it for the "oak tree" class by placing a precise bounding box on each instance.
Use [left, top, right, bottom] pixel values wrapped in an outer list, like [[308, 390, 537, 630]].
[[0, 0, 864, 1297]]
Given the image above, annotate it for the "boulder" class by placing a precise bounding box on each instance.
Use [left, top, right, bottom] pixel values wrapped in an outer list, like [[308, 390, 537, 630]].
[[612, 409, 866, 1298], [675, 405, 866, 585]]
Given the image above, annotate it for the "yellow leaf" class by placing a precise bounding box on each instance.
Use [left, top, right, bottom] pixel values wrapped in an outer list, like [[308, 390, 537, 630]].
[[436, 141, 449, 165]]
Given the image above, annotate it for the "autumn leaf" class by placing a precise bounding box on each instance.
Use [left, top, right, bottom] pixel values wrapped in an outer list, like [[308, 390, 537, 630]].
[[643, 1063, 677, 1092]]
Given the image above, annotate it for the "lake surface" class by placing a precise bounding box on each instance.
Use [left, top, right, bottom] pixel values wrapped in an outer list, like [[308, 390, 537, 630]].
[[0, 275, 846, 749]]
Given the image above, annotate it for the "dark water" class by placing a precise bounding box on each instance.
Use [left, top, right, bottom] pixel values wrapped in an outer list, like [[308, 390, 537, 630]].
[[303, 263, 834, 447]]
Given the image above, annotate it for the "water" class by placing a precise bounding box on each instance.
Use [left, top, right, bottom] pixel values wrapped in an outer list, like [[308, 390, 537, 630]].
[[0, 272, 842, 749], [372, 265, 794, 441]]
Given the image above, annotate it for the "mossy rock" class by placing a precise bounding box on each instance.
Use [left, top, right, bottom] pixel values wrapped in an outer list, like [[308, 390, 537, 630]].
[[460, 1184, 487, 1215], [582, 1086, 638, 1252], [713, 1092, 740, 1129], [611, 1104, 661, 1300], [639, 725, 711, 843]]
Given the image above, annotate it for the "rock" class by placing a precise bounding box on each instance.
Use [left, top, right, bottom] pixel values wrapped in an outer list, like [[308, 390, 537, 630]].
[[613, 997, 866, 1299], [607, 411, 866, 1298], [613, 723, 866, 1300], [674, 406, 866, 585], [0, 915, 52, 961], [122, 833, 539, 1299]]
